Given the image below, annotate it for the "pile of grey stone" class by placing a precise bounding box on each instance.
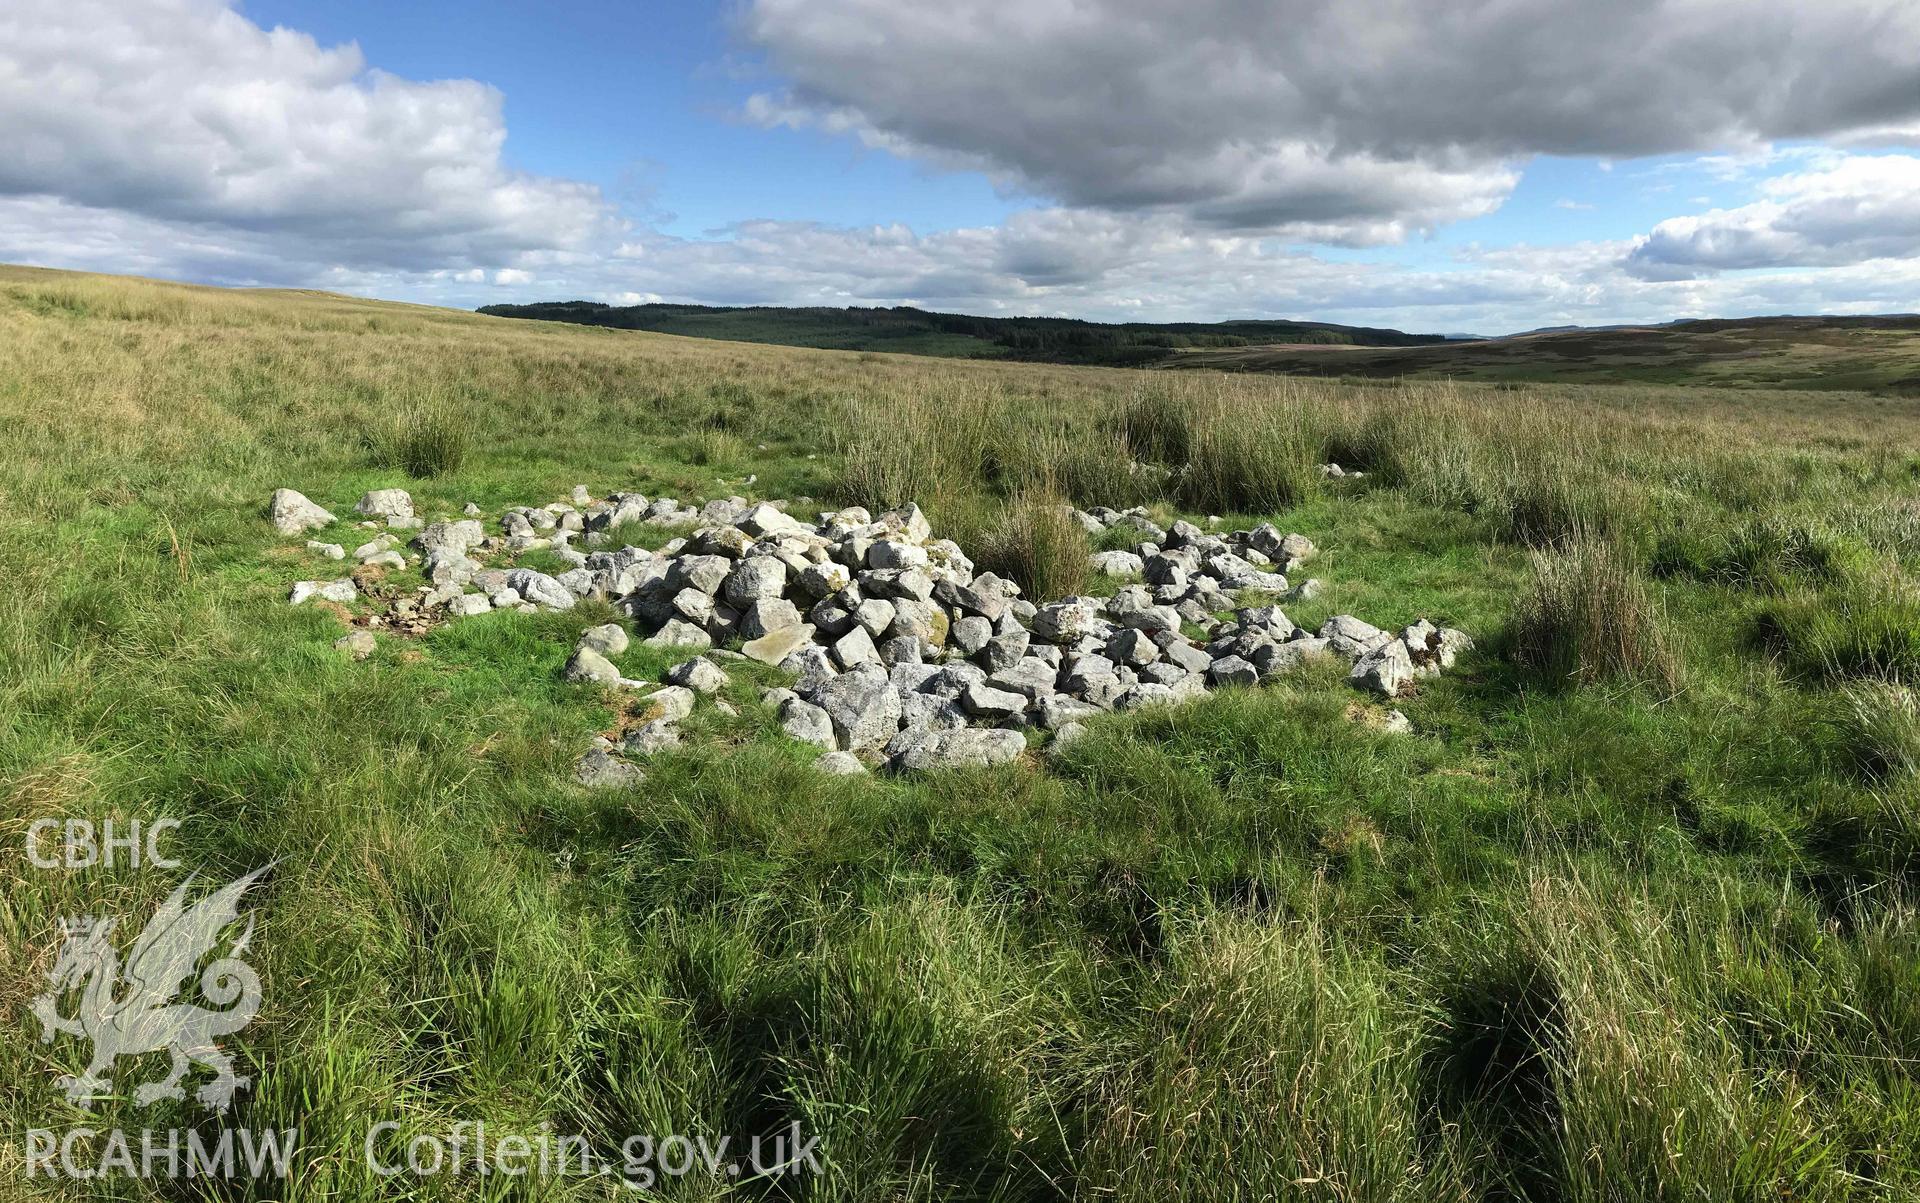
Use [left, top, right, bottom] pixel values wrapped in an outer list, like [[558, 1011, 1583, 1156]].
[[270, 485, 1469, 782]]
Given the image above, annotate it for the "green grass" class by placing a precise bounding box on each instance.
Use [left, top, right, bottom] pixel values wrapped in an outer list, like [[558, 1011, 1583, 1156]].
[[3, 265, 1920, 1201]]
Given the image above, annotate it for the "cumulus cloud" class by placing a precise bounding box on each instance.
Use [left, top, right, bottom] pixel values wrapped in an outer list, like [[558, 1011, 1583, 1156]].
[[1626, 154, 1920, 277], [0, 0, 618, 276], [739, 0, 1920, 240]]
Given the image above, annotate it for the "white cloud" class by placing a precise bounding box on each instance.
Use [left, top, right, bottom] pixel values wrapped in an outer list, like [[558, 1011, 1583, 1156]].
[[1627, 154, 1920, 276], [0, 0, 619, 277]]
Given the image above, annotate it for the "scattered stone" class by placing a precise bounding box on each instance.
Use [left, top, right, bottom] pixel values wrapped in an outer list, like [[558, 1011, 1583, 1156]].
[[578, 623, 630, 656], [814, 751, 868, 775], [270, 489, 336, 536], [290, 579, 356, 605], [333, 630, 377, 660], [667, 656, 729, 694], [356, 489, 414, 524], [622, 719, 681, 756], [780, 697, 837, 748], [575, 747, 644, 788], [563, 647, 621, 685], [646, 619, 713, 650], [891, 727, 1026, 772], [307, 541, 345, 560], [743, 623, 815, 665], [446, 594, 491, 618]]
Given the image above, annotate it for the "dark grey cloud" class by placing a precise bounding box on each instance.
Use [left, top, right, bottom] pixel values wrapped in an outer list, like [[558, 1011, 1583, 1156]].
[[740, 0, 1920, 238]]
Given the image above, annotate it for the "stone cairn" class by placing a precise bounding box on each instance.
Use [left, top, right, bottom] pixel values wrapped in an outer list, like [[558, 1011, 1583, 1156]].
[[270, 486, 1470, 781]]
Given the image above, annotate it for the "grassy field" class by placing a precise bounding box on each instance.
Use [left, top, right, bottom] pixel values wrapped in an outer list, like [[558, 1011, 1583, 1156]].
[[3, 263, 1920, 1201], [1169, 315, 1920, 392]]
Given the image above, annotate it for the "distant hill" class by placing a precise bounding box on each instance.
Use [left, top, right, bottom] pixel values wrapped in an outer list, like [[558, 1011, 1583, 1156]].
[[475, 300, 1447, 367], [1162, 314, 1920, 392]]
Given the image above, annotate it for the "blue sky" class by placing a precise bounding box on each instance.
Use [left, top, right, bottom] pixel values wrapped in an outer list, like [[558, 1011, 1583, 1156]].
[[3, 0, 1919, 334]]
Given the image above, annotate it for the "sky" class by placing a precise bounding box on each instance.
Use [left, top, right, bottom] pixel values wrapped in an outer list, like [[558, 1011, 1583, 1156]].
[[3, 1, 1920, 335]]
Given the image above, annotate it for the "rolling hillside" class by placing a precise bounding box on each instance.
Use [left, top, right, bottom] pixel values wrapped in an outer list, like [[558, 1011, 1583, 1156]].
[[475, 299, 1448, 366], [1165, 314, 1920, 391]]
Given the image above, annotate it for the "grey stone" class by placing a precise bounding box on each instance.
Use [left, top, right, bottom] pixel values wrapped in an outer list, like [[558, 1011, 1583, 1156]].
[[796, 562, 851, 599], [667, 656, 729, 694], [898, 691, 970, 733], [446, 593, 491, 618], [646, 619, 713, 650], [831, 625, 881, 669], [853, 597, 897, 638], [667, 554, 731, 596], [962, 681, 1027, 719], [575, 748, 643, 788], [362, 550, 407, 571], [892, 727, 1026, 772], [1031, 598, 1104, 644], [950, 615, 993, 656], [270, 489, 336, 536], [333, 630, 377, 660], [355, 489, 414, 524], [815, 667, 903, 752], [639, 685, 698, 722], [814, 751, 868, 776], [740, 597, 803, 640], [563, 647, 621, 685], [306, 540, 346, 560], [1253, 638, 1331, 678], [622, 720, 682, 756], [1351, 640, 1415, 698], [578, 623, 630, 656], [867, 539, 929, 570], [989, 657, 1059, 699], [722, 556, 788, 607], [414, 520, 486, 558], [877, 635, 924, 666], [508, 569, 576, 610], [743, 623, 815, 665], [1089, 550, 1144, 576], [1034, 693, 1103, 730], [290, 579, 356, 605], [1321, 615, 1390, 658], [1208, 655, 1259, 687], [1105, 628, 1160, 666], [980, 628, 1031, 673], [1160, 640, 1214, 675]]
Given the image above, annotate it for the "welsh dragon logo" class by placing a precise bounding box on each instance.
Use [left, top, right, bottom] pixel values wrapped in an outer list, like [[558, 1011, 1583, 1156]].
[[31, 866, 270, 1112]]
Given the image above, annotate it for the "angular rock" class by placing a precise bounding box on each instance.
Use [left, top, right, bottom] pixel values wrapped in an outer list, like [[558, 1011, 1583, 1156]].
[[740, 597, 803, 641], [1350, 640, 1415, 698], [640, 685, 698, 722], [508, 569, 576, 610], [578, 623, 630, 656], [333, 630, 376, 660], [1089, 550, 1144, 576], [962, 681, 1027, 720], [722, 556, 788, 607], [647, 619, 713, 650], [446, 593, 491, 618], [307, 540, 346, 560], [270, 489, 336, 536], [891, 727, 1026, 772], [563, 647, 621, 685], [831, 625, 881, 669], [290, 579, 356, 605], [814, 751, 868, 775], [622, 720, 682, 756], [667, 656, 729, 694], [1208, 655, 1260, 687], [743, 623, 815, 665], [355, 489, 414, 524], [815, 667, 902, 752], [1321, 615, 1390, 658], [575, 748, 643, 788]]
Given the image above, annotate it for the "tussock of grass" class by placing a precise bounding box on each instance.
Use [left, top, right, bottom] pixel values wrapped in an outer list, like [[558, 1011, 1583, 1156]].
[[366, 389, 474, 478], [1835, 679, 1920, 781], [1510, 541, 1683, 691], [1756, 569, 1920, 683], [972, 488, 1091, 601]]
